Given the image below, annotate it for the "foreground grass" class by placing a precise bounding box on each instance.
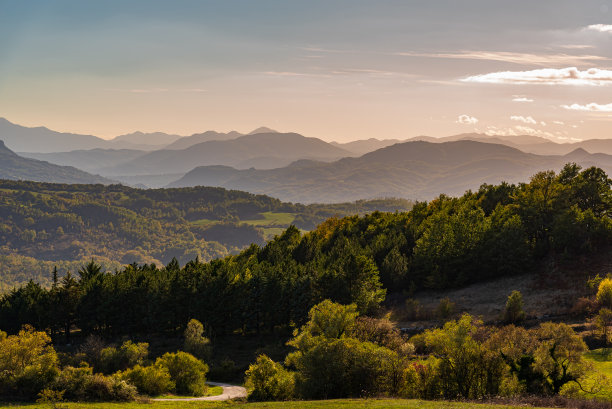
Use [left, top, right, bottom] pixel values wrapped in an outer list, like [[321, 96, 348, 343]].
[[576, 348, 612, 401], [0, 400, 560, 409], [154, 385, 224, 399]]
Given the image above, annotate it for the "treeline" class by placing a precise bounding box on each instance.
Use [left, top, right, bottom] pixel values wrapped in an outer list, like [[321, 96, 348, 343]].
[[0, 164, 609, 341], [0, 180, 412, 287]]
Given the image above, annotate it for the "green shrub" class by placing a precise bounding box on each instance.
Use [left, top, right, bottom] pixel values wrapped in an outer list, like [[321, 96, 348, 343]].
[[55, 365, 137, 401], [287, 336, 399, 399], [120, 364, 174, 396], [0, 326, 60, 398], [400, 358, 441, 399], [597, 278, 612, 309], [245, 355, 295, 401], [156, 351, 208, 396], [184, 319, 211, 360], [436, 297, 455, 320], [503, 290, 526, 324], [97, 341, 149, 374]]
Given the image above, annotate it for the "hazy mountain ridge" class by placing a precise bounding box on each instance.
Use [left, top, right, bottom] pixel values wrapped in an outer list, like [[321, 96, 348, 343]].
[[98, 132, 353, 176], [0, 140, 112, 184], [168, 140, 612, 203], [20, 149, 149, 173]]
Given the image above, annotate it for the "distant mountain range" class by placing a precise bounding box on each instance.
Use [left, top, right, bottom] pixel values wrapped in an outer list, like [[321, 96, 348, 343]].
[[168, 140, 612, 203], [0, 140, 111, 184], [94, 132, 352, 176], [3, 117, 612, 203]]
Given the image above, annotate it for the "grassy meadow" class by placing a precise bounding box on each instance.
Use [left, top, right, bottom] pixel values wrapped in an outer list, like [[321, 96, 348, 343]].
[[0, 399, 563, 409]]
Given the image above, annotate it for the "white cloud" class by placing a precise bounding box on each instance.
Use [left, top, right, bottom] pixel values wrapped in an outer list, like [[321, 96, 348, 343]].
[[396, 51, 607, 66], [485, 125, 555, 139], [456, 114, 478, 124], [559, 44, 595, 49], [561, 102, 612, 112], [512, 97, 534, 102], [587, 24, 612, 33], [540, 122, 547, 126], [553, 121, 565, 125], [510, 115, 537, 124], [462, 67, 612, 86]]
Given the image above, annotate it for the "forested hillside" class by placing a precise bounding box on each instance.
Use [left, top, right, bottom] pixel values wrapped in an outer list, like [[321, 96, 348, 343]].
[[0, 180, 412, 290], [2, 164, 609, 340]]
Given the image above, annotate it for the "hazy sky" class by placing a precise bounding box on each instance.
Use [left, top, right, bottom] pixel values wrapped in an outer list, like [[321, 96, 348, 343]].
[[1, 0, 612, 142]]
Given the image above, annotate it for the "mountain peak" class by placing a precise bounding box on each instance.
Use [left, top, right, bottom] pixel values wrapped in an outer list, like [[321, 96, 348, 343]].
[[565, 147, 590, 157], [247, 126, 278, 135]]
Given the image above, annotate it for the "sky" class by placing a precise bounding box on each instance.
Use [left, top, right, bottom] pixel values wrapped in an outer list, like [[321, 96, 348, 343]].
[[1, 0, 612, 143]]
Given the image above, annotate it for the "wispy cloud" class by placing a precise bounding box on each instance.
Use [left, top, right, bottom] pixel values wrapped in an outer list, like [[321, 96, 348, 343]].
[[587, 24, 612, 33], [462, 67, 612, 86], [510, 115, 537, 124], [396, 51, 608, 66], [561, 102, 612, 112], [559, 44, 595, 49], [512, 96, 534, 102], [456, 114, 478, 124]]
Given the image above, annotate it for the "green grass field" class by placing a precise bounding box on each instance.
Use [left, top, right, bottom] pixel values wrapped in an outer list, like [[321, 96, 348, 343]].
[[0, 399, 558, 409], [241, 212, 296, 226], [574, 348, 612, 401], [153, 385, 223, 399]]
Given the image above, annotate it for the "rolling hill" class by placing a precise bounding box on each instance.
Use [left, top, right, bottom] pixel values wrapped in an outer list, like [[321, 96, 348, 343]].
[[21, 149, 149, 173], [0, 140, 112, 184], [111, 131, 184, 146], [168, 140, 612, 203], [0, 180, 412, 289], [164, 130, 243, 150], [99, 132, 353, 176]]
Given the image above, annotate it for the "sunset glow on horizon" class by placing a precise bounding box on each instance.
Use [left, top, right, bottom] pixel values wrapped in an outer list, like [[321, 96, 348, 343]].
[[1, 0, 612, 143]]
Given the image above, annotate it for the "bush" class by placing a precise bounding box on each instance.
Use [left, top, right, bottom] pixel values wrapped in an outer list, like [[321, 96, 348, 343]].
[[352, 316, 414, 355], [245, 355, 295, 401], [184, 319, 211, 361], [119, 364, 174, 396], [503, 290, 526, 324], [55, 365, 137, 401], [287, 336, 400, 399], [400, 358, 442, 399], [597, 278, 612, 309], [97, 341, 149, 374], [156, 352, 208, 396], [436, 297, 455, 320], [0, 326, 60, 398]]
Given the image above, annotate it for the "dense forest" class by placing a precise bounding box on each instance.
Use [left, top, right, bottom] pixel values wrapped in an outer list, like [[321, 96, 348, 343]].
[[1, 164, 609, 340], [0, 180, 412, 290]]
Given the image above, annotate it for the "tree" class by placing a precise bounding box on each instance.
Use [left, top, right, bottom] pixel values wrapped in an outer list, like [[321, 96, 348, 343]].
[[184, 319, 211, 360], [503, 291, 526, 324], [0, 326, 60, 398], [156, 351, 208, 396], [423, 314, 500, 399], [596, 278, 612, 309], [594, 308, 612, 346], [533, 322, 588, 394], [285, 300, 402, 399], [245, 355, 295, 401]]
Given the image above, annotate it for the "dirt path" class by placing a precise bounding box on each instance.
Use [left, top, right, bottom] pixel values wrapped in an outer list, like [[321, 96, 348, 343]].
[[152, 382, 247, 402]]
